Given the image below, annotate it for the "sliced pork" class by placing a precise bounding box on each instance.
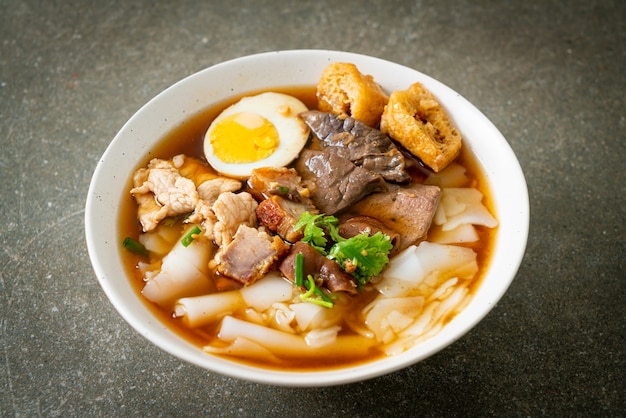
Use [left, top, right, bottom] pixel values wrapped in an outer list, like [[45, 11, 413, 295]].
[[340, 183, 441, 251], [256, 195, 318, 243], [212, 192, 258, 247], [217, 225, 290, 286], [130, 158, 199, 231], [246, 166, 314, 202], [247, 167, 319, 242], [197, 177, 242, 206]]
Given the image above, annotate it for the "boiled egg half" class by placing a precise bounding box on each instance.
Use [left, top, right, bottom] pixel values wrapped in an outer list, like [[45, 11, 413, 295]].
[[204, 92, 310, 178]]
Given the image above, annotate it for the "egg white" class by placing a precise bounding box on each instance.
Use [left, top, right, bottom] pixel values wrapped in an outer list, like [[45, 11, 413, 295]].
[[204, 92, 310, 179]]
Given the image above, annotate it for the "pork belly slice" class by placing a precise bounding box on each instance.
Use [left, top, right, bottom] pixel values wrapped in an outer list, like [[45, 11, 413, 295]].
[[256, 195, 318, 243], [212, 192, 258, 247], [300, 110, 410, 183], [340, 183, 441, 251], [296, 148, 386, 215], [246, 166, 313, 202], [217, 225, 290, 286], [279, 241, 358, 295]]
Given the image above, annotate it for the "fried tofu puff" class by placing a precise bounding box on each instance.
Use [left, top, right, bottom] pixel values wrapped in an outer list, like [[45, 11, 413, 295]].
[[380, 82, 462, 173], [316, 62, 389, 127]]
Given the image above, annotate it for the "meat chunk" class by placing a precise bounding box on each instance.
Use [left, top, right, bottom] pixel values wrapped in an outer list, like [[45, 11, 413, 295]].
[[296, 149, 386, 215], [256, 195, 318, 243], [212, 192, 258, 247], [130, 158, 199, 231], [358, 151, 409, 184], [247, 166, 319, 242], [338, 216, 401, 255], [197, 177, 242, 206], [187, 199, 218, 240], [217, 225, 289, 286], [131, 181, 168, 233], [279, 241, 358, 294], [340, 183, 441, 251], [185, 177, 242, 228], [300, 110, 410, 183], [130, 155, 242, 233], [246, 167, 313, 202]]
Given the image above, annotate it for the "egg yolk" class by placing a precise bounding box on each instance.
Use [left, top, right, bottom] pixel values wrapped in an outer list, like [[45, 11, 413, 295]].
[[209, 112, 279, 163]]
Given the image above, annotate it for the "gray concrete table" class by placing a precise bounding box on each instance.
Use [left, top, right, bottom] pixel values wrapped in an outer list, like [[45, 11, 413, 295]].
[[1, 1, 624, 416]]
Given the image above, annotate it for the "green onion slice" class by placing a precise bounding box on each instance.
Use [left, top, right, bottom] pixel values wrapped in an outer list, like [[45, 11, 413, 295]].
[[300, 274, 334, 308], [181, 225, 202, 247], [122, 237, 149, 258], [294, 252, 304, 287]]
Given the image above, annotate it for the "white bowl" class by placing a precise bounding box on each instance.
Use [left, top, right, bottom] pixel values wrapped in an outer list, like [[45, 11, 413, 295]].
[[85, 50, 529, 386]]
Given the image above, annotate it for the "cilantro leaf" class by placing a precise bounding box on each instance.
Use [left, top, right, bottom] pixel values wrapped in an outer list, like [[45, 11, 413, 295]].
[[327, 232, 393, 288], [293, 212, 394, 289], [293, 212, 339, 254]]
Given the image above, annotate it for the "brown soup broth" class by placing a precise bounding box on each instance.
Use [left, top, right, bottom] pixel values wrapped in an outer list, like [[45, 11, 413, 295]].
[[118, 86, 497, 371]]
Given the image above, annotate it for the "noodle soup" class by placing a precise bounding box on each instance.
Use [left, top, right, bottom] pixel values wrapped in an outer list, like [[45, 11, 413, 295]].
[[119, 83, 498, 371], [87, 51, 528, 386]]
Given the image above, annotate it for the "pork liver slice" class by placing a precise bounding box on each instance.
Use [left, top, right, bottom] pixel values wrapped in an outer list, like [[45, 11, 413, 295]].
[[296, 148, 386, 215], [300, 110, 410, 183]]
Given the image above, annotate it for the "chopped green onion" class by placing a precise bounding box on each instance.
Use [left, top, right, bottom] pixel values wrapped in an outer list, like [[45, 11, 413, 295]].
[[300, 274, 334, 309], [122, 237, 149, 258], [294, 252, 304, 287], [276, 185, 290, 194], [311, 284, 334, 305], [300, 275, 316, 299], [181, 225, 202, 247], [294, 251, 334, 308], [309, 298, 334, 309]]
